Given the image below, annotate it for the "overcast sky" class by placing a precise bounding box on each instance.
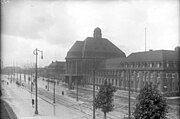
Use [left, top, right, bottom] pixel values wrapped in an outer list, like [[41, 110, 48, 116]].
[[1, 0, 179, 68]]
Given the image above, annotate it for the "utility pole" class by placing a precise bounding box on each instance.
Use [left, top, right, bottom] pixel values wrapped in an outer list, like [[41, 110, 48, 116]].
[[13, 61, 15, 82], [76, 60, 78, 101], [128, 69, 131, 118], [30, 71, 33, 92], [16, 64, 18, 82], [33, 48, 43, 114], [11, 68, 12, 81], [145, 27, 147, 52], [24, 66, 26, 82], [76, 78, 78, 101], [35, 49, 38, 114], [53, 80, 55, 103], [20, 70, 21, 86], [93, 69, 95, 119], [47, 74, 49, 91]]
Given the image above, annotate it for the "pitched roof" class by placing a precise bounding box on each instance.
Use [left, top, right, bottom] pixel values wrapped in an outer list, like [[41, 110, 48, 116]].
[[66, 28, 126, 59], [66, 37, 126, 59], [66, 41, 83, 58], [82, 37, 126, 58], [48, 61, 66, 68], [98, 49, 179, 70], [125, 50, 179, 62]]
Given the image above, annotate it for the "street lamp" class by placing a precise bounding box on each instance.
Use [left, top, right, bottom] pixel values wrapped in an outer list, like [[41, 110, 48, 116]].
[[33, 48, 43, 114], [93, 57, 97, 119]]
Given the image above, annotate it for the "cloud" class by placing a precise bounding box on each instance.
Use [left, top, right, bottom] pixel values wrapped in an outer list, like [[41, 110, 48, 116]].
[[1, 0, 179, 67], [2, 1, 78, 46]]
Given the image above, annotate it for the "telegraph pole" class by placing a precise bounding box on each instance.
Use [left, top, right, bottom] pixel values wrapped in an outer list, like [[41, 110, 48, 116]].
[[93, 69, 95, 119], [145, 27, 147, 52], [35, 49, 38, 114], [128, 69, 131, 118], [33, 48, 43, 114], [76, 60, 78, 101], [20, 70, 21, 86], [53, 80, 55, 103], [93, 58, 97, 119], [76, 78, 78, 101], [47, 74, 49, 91]]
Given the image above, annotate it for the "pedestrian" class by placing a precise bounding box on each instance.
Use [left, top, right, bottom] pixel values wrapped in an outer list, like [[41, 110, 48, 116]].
[[32, 99, 34, 108], [62, 91, 64, 96]]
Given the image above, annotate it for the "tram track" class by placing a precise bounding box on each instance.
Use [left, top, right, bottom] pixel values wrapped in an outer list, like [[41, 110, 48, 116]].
[[21, 82, 122, 119]]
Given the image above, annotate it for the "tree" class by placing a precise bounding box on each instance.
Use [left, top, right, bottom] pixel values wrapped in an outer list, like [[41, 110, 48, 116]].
[[94, 81, 116, 119], [133, 83, 168, 119]]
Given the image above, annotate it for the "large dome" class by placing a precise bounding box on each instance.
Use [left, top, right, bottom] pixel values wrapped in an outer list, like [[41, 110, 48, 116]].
[[66, 28, 126, 59]]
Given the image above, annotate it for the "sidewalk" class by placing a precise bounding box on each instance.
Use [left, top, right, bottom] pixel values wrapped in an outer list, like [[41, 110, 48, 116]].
[[1, 75, 92, 119]]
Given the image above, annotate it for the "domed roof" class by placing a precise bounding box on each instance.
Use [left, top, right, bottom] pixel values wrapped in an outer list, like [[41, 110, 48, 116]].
[[66, 28, 126, 59]]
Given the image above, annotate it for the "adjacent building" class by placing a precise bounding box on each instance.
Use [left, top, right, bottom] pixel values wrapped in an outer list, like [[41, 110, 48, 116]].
[[43, 61, 66, 81]]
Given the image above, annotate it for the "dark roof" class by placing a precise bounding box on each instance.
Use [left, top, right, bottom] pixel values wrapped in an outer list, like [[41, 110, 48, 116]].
[[66, 37, 126, 59], [98, 49, 179, 70], [66, 28, 126, 59], [66, 41, 83, 58], [124, 50, 179, 62], [48, 61, 66, 68]]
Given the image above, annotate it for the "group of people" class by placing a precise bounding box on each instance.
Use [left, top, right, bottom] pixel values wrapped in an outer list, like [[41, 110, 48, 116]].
[[45, 85, 64, 96]]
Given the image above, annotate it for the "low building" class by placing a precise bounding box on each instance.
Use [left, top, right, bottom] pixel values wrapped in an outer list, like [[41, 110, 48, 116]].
[[43, 61, 66, 81]]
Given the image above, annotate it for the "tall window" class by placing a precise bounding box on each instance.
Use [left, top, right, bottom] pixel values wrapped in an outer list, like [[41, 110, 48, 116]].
[[157, 62, 161, 68], [166, 62, 169, 68]]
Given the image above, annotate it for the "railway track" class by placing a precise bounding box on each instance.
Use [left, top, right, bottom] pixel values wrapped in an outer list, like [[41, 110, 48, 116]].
[[21, 82, 123, 119], [21, 81, 179, 119]]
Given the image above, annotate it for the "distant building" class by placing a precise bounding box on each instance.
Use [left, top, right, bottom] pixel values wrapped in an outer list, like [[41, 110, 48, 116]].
[[65, 27, 180, 95], [44, 61, 66, 81]]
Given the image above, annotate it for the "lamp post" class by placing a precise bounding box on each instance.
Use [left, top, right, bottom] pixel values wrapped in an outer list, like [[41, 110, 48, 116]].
[[33, 48, 43, 114], [128, 69, 131, 118], [124, 69, 132, 119], [93, 57, 97, 119]]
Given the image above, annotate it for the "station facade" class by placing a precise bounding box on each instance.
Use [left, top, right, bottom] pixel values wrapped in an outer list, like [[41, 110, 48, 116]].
[[65, 28, 180, 95]]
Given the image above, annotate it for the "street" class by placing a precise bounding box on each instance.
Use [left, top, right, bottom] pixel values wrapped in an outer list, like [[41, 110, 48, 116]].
[[1, 74, 179, 119]]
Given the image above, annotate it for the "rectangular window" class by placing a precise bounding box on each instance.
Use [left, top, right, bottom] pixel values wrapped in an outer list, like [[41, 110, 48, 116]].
[[150, 63, 152, 67], [157, 63, 160, 68], [166, 63, 169, 68]]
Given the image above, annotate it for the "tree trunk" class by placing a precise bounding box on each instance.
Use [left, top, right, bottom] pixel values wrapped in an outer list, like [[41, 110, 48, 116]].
[[104, 112, 106, 119]]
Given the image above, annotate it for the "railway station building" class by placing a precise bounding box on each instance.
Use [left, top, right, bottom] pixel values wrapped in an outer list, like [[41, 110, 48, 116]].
[[65, 27, 180, 95]]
